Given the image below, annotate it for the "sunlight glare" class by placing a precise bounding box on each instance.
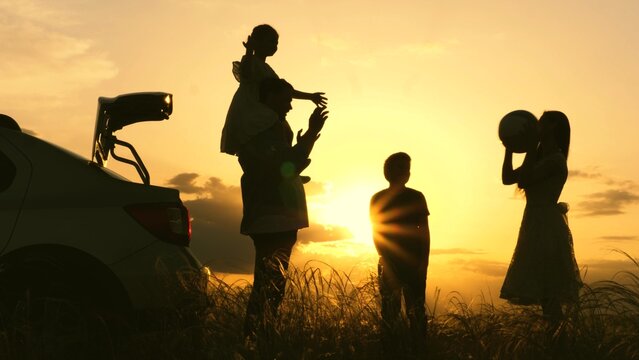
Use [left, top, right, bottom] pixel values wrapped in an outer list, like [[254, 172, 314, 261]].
[[310, 182, 377, 252]]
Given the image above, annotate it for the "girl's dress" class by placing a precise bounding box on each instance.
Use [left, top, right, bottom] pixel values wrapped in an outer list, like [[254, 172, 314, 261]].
[[500, 151, 582, 305], [220, 56, 279, 155]]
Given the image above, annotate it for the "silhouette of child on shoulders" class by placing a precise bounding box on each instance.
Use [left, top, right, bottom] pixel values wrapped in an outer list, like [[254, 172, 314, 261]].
[[370, 152, 430, 353], [220, 24, 327, 156]]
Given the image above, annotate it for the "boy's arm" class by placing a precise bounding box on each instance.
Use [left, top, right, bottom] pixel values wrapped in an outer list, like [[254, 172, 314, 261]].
[[419, 193, 431, 269], [419, 217, 430, 268]]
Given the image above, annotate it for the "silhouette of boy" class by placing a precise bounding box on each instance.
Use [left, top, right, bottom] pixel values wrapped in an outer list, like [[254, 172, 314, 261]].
[[238, 77, 328, 340], [370, 152, 430, 350]]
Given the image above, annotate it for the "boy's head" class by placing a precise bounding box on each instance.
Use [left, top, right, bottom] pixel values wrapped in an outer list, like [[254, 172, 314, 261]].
[[259, 78, 294, 118], [384, 152, 411, 185]]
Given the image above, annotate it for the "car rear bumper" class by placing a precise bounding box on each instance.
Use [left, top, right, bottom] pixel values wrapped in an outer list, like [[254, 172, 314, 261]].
[[110, 241, 208, 310]]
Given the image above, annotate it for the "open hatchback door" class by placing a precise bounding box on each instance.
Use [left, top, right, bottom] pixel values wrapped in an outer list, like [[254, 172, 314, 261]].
[[91, 92, 173, 185]]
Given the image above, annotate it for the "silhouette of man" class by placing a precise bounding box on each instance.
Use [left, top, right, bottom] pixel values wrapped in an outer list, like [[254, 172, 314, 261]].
[[370, 152, 430, 352], [238, 77, 328, 339]]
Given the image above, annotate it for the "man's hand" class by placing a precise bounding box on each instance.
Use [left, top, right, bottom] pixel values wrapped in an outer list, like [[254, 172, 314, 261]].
[[308, 106, 329, 135]]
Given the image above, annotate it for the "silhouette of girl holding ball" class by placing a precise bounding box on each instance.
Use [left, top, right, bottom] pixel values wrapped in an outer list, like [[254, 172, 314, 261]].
[[500, 110, 582, 323]]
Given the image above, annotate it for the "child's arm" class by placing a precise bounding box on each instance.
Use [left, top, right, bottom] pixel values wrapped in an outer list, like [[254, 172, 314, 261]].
[[238, 36, 259, 81], [293, 90, 327, 107]]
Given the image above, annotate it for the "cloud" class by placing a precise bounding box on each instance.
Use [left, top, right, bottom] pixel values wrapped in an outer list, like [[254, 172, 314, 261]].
[[569, 168, 639, 216], [431, 248, 485, 255], [0, 0, 73, 26], [447, 258, 508, 278], [577, 189, 639, 216], [569, 169, 602, 180], [167, 173, 205, 194], [297, 224, 351, 244], [304, 180, 327, 197], [597, 235, 637, 242], [0, 1, 118, 99], [579, 255, 639, 283], [569, 168, 637, 188], [442, 251, 639, 282], [185, 195, 251, 273], [604, 178, 637, 188], [171, 173, 352, 273], [169, 174, 247, 272]]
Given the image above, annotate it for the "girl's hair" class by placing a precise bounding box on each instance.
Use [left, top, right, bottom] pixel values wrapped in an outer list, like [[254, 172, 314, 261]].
[[251, 24, 278, 42], [384, 152, 411, 183], [539, 111, 571, 159]]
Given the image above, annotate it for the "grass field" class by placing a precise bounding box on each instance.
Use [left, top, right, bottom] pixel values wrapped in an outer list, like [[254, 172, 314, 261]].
[[1, 251, 638, 359]]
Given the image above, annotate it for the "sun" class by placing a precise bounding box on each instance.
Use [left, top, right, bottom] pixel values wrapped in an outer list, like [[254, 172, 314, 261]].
[[309, 182, 377, 250]]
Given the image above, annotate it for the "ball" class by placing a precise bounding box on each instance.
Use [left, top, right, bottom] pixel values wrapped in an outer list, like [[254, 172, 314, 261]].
[[498, 110, 537, 153]]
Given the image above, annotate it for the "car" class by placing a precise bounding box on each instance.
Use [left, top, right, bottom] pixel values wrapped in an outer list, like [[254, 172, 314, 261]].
[[0, 93, 208, 354]]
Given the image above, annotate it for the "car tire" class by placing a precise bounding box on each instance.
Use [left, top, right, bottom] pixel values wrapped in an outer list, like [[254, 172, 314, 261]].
[[0, 251, 131, 359]]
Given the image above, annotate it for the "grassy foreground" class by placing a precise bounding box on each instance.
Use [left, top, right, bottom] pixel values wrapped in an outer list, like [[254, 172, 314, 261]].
[[1, 252, 638, 359]]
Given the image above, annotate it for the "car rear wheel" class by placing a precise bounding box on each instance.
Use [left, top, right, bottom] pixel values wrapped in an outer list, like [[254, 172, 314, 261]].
[[0, 252, 131, 359]]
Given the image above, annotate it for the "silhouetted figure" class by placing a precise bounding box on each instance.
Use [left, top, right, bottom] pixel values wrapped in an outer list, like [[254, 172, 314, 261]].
[[221, 24, 327, 155], [238, 78, 328, 340], [500, 111, 582, 324], [370, 152, 430, 354]]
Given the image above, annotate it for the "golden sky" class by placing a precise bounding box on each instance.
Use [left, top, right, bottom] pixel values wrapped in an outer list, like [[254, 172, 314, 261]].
[[2, 0, 638, 301]]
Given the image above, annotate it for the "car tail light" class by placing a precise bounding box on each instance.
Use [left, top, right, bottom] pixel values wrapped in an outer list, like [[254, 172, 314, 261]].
[[125, 202, 191, 246]]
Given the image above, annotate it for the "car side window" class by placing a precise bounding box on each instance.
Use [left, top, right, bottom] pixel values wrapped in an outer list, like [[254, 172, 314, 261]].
[[0, 149, 17, 192]]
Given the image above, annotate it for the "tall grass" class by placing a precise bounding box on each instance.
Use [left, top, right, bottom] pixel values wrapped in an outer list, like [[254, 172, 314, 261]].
[[1, 252, 638, 359]]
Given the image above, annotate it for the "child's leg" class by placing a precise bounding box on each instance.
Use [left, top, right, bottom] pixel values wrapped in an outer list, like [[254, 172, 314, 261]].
[[378, 258, 402, 323], [378, 258, 402, 353], [403, 270, 427, 342]]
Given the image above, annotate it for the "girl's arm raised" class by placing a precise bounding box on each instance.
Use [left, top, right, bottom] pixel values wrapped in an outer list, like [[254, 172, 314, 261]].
[[514, 147, 538, 188], [238, 36, 258, 81], [503, 121, 539, 187], [502, 148, 519, 185]]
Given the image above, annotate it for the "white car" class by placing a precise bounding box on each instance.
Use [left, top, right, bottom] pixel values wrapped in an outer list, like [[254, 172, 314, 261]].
[[0, 93, 207, 331]]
